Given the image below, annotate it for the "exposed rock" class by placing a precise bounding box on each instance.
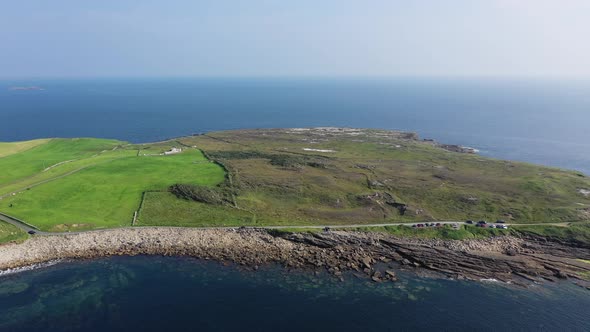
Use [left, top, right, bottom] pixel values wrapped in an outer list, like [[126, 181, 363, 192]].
[[385, 270, 397, 281], [371, 271, 383, 282], [362, 256, 373, 269], [0, 228, 588, 287], [461, 196, 479, 204], [505, 249, 517, 256], [436, 144, 479, 154]]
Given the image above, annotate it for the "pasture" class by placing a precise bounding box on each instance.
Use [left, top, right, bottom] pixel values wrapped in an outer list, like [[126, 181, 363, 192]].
[[0, 140, 225, 231]]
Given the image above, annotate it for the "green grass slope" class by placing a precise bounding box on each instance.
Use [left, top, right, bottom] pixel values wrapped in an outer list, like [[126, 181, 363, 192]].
[[0, 138, 122, 187], [0, 221, 28, 244], [1, 129, 589, 233], [137, 191, 255, 227], [0, 139, 50, 158], [0, 142, 225, 231], [161, 128, 590, 227]]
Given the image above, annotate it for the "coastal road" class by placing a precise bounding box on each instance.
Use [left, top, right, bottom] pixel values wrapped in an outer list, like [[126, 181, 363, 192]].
[[0, 212, 576, 238], [0, 212, 43, 234], [0, 216, 464, 236]]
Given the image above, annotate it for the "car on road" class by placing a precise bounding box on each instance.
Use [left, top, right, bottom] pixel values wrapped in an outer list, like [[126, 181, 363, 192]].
[[465, 220, 474, 224], [27, 230, 36, 235], [496, 220, 506, 224]]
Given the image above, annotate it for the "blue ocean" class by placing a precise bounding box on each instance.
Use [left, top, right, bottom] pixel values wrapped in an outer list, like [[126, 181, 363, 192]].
[[2, 78, 589, 174], [1, 256, 589, 332], [1, 78, 590, 331]]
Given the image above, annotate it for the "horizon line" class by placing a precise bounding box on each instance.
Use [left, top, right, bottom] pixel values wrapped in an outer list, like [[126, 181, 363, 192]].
[[2, 74, 590, 82]]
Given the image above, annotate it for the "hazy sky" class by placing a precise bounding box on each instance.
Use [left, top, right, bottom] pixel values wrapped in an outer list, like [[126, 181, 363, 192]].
[[2, 0, 590, 78]]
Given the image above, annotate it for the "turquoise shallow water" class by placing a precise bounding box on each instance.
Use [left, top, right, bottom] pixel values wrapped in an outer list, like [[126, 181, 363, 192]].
[[0, 256, 589, 332]]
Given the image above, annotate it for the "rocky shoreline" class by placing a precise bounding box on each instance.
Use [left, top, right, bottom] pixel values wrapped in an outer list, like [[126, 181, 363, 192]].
[[1, 227, 589, 288]]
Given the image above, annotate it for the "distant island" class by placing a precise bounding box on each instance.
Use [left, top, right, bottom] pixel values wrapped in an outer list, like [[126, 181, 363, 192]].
[[8, 86, 45, 91], [0, 128, 589, 287]]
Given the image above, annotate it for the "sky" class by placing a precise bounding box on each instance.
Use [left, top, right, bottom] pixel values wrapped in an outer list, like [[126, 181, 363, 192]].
[[1, 0, 590, 78]]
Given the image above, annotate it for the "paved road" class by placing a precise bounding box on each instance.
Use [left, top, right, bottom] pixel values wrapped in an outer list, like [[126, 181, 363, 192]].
[[1, 212, 575, 238], [0, 212, 42, 234], [0, 214, 464, 236]]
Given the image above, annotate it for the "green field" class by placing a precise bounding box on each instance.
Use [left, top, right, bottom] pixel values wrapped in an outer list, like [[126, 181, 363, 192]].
[[0, 139, 225, 231], [0, 221, 28, 244], [0, 139, 50, 158], [1, 128, 590, 237], [137, 191, 255, 227], [0, 138, 123, 187]]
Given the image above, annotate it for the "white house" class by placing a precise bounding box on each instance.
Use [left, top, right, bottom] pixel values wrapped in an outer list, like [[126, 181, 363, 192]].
[[164, 147, 182, 155]]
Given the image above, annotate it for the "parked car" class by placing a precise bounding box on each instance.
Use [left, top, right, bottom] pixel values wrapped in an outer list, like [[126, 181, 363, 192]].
[[412, 224, 417, 228], [465, 220, 474, 224], [477, 220, 487, 225], [27, 230, 36, 235], [489, 225, 496, 229], [435, 223, 441, 227], [497, 225, 508, 229]]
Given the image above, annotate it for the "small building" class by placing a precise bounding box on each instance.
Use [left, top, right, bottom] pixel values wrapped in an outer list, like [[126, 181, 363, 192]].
[[164, 147, 182, 155]]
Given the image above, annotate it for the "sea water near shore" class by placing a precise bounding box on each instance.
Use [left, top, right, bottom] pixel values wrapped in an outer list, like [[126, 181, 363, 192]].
[[2, 78, 590, 174], [0, 256, 589, 332], [2, 78, 590, 330]]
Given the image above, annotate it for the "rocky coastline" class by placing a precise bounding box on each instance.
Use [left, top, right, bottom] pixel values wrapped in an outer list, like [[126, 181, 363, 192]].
[[1, 227, 589, 288]]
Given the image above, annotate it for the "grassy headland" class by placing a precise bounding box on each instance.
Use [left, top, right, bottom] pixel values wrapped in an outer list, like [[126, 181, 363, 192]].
[[1, 128, 589, 238], [163, 128, 590, 227]]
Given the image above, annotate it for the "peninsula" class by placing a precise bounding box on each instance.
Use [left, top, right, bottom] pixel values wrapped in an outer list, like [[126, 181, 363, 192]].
[[1, 128, 589, 286]]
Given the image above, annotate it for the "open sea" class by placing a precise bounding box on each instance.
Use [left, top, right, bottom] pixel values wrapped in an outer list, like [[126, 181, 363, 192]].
[[1, 78, 590, 174], [1, 78, 590, 331]]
